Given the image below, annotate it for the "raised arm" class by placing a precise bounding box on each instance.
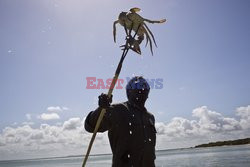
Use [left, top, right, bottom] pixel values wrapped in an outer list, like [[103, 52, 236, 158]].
[[84, 93, 113, 133]]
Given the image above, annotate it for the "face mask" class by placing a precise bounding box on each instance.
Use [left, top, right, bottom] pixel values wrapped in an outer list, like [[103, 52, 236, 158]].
[[128, 89, 149, 107]]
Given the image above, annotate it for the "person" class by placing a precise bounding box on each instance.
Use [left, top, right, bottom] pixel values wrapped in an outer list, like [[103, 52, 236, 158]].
[[85, 76, 156, 167]]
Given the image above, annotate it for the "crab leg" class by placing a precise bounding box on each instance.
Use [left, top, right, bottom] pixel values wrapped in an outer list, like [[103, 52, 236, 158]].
[[128, 22, 133, 36], [144, 18, 166, 24], [119, 24, 129, 49], [145, 34, 149, 47], [139, 26, 149, 47], [113, 20, 119, 42], [144, 29, 154, 55], [143, 23, 157, 48]]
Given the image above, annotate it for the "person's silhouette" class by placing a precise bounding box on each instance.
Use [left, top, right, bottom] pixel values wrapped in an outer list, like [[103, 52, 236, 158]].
[[85, 76, 156, 167]]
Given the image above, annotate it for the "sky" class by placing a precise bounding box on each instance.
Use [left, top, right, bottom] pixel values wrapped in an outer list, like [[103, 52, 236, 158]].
[[0, 0, 250, 160]]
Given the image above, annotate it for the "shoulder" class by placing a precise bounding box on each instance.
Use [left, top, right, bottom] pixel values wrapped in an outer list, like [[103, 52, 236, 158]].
[[107, 102, 129, 122], [145, 110, 155, 123], [109, 102, 129, 112], [110, 102, 127, 108]]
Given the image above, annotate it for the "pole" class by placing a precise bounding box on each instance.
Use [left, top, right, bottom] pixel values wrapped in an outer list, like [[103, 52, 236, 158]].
[[82, 49, 129, 167], [82, 23, 140, 167]]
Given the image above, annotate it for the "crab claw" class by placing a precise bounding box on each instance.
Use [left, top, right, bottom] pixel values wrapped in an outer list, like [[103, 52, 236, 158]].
[[159, 19, 167, 23], [130, 40, 141, 55]]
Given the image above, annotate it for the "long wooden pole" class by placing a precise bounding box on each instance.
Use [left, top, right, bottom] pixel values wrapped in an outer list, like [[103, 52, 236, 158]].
[[82, 22, 140, 166], [82, 47, 129, 167]]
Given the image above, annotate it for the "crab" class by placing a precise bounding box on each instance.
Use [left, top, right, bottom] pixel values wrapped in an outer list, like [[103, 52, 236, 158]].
[[113, 7, 166, 55]]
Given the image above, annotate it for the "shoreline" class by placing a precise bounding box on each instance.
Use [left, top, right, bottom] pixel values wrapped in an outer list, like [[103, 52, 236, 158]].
[[1, 138, 250, 162], [194, 138, 250, 148]]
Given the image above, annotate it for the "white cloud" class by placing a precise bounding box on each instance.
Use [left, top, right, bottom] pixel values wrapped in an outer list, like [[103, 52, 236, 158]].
[[47, 106, 69, 112], [25, 114, 32, 120], [62, 107, 69, 111], [0, 105, 250, 160], [30, 131, 44, 140], [39, 113, 60, 120], [155, 105, 249, 150], [0, 137, 5, 146], [0, 117, 110, 160], [236, 105, 250, 129], [63, 118, 81, 130], [12, 122, 18, 126], [22, 122, 34, 126], [192, 106, 241, 132], [37, 106, 69, 121]]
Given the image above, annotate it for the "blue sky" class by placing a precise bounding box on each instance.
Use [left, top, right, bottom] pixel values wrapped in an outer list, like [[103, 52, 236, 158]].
[[0, 0, 250, 160]]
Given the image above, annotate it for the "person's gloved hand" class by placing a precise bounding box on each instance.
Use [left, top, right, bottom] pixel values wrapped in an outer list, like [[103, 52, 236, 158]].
[[98, 93, 112, 108]]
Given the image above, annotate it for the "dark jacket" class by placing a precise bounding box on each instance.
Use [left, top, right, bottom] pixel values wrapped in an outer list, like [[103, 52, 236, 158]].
[[85, 101, 156, 167]]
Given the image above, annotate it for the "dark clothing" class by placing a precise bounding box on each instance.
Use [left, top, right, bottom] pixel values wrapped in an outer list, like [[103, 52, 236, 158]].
[[85, 101, 156, 167]]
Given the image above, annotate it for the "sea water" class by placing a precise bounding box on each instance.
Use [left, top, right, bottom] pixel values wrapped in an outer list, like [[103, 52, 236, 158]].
[[0, 145, 250, 167]]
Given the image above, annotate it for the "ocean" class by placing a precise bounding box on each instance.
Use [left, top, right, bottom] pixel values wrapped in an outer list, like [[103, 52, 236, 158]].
[[1, 145, 250, 167]]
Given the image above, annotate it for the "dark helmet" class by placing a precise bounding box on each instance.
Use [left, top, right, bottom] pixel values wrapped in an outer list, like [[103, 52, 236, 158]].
[[126, 76, 150, 106]]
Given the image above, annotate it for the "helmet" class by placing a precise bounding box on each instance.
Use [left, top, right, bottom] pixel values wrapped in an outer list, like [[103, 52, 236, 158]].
[[126, 76, 150, 107]]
